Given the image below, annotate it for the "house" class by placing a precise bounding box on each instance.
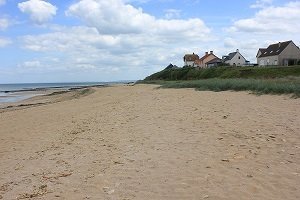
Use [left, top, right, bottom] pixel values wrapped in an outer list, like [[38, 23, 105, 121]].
[[195, 51, 218, 68], [183, 53, 199, 67], [256, 40, 300, 66], [206, 57, 222, 67], [222, 49, 249, 66]]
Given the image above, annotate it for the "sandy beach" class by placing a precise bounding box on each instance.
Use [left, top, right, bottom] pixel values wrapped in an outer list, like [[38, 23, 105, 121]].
[[0, 84, 299, 200]]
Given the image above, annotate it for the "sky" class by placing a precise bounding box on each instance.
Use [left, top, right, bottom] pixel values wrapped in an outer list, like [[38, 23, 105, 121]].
[[0, 0, 299, 83]]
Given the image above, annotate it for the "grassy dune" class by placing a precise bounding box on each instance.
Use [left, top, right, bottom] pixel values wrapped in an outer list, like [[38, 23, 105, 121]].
[[144, 66, 300, 80], [159, 78, 300, 97], [140, 66, 300, 97]]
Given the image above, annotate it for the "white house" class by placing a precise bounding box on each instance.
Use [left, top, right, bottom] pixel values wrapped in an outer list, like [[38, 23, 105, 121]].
[[183, 53, 199, 67], [222, 49, 249, 66], [256, 40, 300, 66]]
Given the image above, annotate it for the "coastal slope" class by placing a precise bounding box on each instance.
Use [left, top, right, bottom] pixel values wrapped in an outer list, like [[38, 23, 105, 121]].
[[0, 85, 299, 199]]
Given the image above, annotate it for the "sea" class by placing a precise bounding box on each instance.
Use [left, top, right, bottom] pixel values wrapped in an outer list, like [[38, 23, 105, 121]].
[[0, 81, 133, 103]]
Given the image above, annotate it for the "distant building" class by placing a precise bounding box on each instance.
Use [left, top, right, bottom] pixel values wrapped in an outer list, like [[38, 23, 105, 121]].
[[206, 57, 222, 67], [256, 40, 300, 66], [183, 53, 199, 67], [165, 63, 179, 70], [222, 49, 249, 66], [195, 51, 219, 68]]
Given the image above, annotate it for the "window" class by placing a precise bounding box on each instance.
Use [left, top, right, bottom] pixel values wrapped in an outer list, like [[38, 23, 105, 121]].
[[270, 51, 273, 53], [238, 56, 240, 59], [264, 52, 267, 54]]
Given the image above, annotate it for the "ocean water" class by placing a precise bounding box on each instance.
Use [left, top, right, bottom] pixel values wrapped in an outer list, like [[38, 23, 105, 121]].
[[0, 82, 131, 103]]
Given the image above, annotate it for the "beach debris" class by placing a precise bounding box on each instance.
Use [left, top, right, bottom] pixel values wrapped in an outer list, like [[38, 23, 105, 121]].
[[223, 115, 228, 119], [103, 187, 115, 195], [42, 171, 72, 181], [0, 182, 13, 192], [221, 159, 230, 162], [114, 161, 124, 165], [17, 185, 48, 199], [203, 195, 209, 199], [14, 163, 24, 170], [246, 174, 253, 178]]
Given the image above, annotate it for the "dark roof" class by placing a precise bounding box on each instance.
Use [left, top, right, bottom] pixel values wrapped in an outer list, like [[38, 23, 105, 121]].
[[258, 40, 292, 58], [183, 53, 199, 61], [223, 52, 237, 62], [256, 48, 267, 57], [206, 57, 222, 64]]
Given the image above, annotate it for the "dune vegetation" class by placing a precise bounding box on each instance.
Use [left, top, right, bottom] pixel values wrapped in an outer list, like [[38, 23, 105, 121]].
[[139, 66, 300, 97]]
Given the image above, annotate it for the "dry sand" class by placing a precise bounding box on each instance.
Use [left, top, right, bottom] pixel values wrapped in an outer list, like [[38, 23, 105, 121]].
[[0, 84, 299, 200]]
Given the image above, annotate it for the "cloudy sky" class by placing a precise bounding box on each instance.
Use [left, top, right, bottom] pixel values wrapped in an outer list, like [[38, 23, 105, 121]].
[[0, 0, 299, 83]]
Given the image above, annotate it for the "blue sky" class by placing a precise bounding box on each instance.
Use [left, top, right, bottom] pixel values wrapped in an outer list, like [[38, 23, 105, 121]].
[[0, 0, 299, 83]]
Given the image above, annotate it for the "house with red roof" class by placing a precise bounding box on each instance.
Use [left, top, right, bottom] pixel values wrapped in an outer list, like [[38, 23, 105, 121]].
[[195, 51, 219, 68]]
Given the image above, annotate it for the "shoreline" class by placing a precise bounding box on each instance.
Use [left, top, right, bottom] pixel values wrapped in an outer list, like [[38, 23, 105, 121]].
[[0, 86, 100, 112], [0, 84, 106, 93], [0, 84, 299, 199], [0, 81, 135, 105]]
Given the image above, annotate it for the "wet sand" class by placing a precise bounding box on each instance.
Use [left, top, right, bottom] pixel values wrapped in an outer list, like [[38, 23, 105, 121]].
[[0, 84, 299, 199]]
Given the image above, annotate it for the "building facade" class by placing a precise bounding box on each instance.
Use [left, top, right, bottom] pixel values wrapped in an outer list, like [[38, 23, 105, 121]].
[[183, 53, 199, 67], [257, 40, 300, 66], [195, 51, 218, 68], [222, 49, 248, 66]]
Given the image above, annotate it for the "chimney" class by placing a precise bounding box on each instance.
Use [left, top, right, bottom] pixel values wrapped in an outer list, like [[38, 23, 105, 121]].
[[210, 51, 213, 54], [236, 49, 239, 52], [278, 42, 281, 47], [205, 52, 208, 55]]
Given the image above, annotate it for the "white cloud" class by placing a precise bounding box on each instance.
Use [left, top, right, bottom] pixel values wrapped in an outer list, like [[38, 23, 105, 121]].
[[0, 0, 5, 6], [164, 9, 181, 19], [250, 0, 273, 8], [229, 1, 300, 33], [16, 0, 214, 81], [0, 37, 11, 47], [18, 0, 57, 24], [224, 37, 237, 48], [66, 0, 210, 38], [22, 60, 41, 68], [0, 18, 9, 30], [20, 24, 209, 79]]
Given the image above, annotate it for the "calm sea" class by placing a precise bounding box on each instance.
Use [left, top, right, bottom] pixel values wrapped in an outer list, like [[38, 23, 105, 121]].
[[0, 82, 132, 103]]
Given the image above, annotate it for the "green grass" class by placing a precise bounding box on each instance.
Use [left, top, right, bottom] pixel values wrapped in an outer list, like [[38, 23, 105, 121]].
[[141, 78, 300, 97], [144, 66, 300, 81], [140, 65, 300, 97]]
